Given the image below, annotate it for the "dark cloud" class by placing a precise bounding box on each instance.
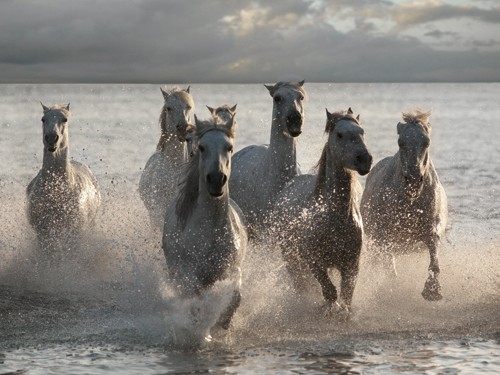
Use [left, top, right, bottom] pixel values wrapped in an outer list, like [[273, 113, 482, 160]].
[[0, 0, 499, 83]]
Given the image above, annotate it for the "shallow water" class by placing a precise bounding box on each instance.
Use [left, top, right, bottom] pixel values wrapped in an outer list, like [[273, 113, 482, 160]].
[[0, 83, 499, 374]]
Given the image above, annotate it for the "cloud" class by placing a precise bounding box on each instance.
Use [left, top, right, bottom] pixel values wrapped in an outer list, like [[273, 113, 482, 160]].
[[390, 0, 500, 32], [0, 0, 499, 83]]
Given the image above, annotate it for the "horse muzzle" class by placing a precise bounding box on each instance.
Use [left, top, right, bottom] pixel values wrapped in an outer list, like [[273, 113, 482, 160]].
[[286, 112, 303, 138], [356, 152, 373, 176], [404, 175, 424, 198], [206, 172, 228, 198]]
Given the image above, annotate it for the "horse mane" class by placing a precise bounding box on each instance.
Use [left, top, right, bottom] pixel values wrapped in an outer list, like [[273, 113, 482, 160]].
[[324, 109, 359, 133], [402, 108, 431, 131], [175, 118, 235, 230], [157, 87, 195, 151], [268, 81, 307, 99], [314, 108, 362, 202], [44, 104, 71, 117]]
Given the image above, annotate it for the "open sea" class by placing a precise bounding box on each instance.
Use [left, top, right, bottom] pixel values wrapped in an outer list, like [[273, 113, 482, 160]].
[[0, 83, 499, 374]]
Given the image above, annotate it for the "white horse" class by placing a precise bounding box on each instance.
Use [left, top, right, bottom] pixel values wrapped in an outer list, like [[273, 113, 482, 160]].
[[139, 86, 195, 229], [163, 115, 247, 331], [274, 108, 372, 312], [27, 103, 101, 255], [361, 109, 448, 301], [229, 81, 306, 230]]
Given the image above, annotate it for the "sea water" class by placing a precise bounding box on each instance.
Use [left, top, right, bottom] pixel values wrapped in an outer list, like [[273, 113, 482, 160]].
[[0, 83, 498, 374]]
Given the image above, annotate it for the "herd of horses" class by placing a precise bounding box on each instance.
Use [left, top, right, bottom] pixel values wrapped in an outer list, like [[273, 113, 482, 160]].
[[26, 81, 448, 334]]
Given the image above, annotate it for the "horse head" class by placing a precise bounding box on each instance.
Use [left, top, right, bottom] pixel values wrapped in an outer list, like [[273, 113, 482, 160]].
[[325, 108, 372, 175], [195, 115, 237, 198], [40, 103, 71, 154], [397, 109, 432, 198], [160, 86, 194, 142], [265, 81, 306, 138], [207, 104, 237, 123]]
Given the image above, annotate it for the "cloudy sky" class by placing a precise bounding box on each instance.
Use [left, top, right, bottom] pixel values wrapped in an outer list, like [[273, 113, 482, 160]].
[[1, 0, 499, 83]]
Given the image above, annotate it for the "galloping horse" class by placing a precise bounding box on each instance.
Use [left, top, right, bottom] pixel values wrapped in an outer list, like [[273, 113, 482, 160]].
[[27, 103, 101, 255], [274, 108, 372, 313], [361, 109, 448, 301], [163, 115, 247, 330], [230, 81, 306, 231], [139, 86, 194, 229]]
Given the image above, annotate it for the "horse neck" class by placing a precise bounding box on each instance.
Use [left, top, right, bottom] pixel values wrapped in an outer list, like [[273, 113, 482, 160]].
[[41, 143, 72, 179], [156, 125, 187, 162], [197, 176, 230, 225], [314, 148, 358, 213], [267, 106, 298, 178]]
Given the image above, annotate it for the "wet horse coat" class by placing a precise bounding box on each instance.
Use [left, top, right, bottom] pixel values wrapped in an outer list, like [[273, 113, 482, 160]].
[[139, 86, 194, 229], [27, 103, 101, 254], [361, 109, 448, 301], [163, 116, 247, 329], [274, 109, 372, 310], [229, 81, 306, 231]]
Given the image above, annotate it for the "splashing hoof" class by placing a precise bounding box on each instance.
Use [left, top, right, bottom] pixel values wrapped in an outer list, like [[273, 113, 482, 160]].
[[422, 277, 443, 301], [322, 301, 351, 321]]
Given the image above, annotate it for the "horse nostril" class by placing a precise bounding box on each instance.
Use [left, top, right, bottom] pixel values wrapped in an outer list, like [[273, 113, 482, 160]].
[[222, 175, 227, 185], [206, 174, 212, 184], [54, 135, 59, 142]]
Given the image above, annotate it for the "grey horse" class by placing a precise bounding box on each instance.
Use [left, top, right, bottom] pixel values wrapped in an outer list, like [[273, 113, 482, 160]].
[[27, 103, 101, 256], [274, 108, 372, 313], [229, 81, 306, 231], [163, 115, 247, 331], [361, 109, 448, 301], [139, 86, 194, 229]]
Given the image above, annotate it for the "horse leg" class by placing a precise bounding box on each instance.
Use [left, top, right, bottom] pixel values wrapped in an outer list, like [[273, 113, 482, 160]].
[[282, 249, 309, 293], [421, 235, 442, 301], [214, 290, 241, 330], [339, 265, 359, 308], [309, 263, 337, 303]]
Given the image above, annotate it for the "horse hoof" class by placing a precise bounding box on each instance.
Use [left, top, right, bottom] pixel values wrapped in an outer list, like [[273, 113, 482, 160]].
[[323, 301, 350, 321], [422, 278, 443, 301]]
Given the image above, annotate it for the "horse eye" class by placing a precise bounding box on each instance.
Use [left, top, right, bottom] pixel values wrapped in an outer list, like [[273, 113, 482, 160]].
[[274, 95, 281, 103], [62, 118, 68, 123], [41, 118, 45, 123], [166, 107, 172, 112], [198, 145, 205, 153], [227, 145, 233, 153], [337, 132, 343, 139], [299, 95, 304, 101]]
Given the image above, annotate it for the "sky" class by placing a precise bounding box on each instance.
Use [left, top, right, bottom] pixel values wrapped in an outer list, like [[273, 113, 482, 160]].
[[1, 0, 499, 83]]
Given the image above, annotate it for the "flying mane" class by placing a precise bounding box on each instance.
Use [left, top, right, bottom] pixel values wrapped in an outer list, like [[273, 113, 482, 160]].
[[175, 118, 235, 229], [401, 108, 431, 131]]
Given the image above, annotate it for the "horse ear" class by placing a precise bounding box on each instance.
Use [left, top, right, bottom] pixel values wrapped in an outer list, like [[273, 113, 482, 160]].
[[185, 85, 191, 94], [224, 114, 237, 137], [264, 84, 275, 97], [41, 102, 50, 113], [230, 104, 237, 112], [347, 107, 353, 115], [397, 122, 405, 134], [206, 105, 215, 115], [194, 114, 201, 127], [325, 108, 335, 133], [65, 103, 70, 111], [297, 80, 305, 87], [160, 87, 169, 100], [186, 123, 195, 134], [356, 114, 360, 121]]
